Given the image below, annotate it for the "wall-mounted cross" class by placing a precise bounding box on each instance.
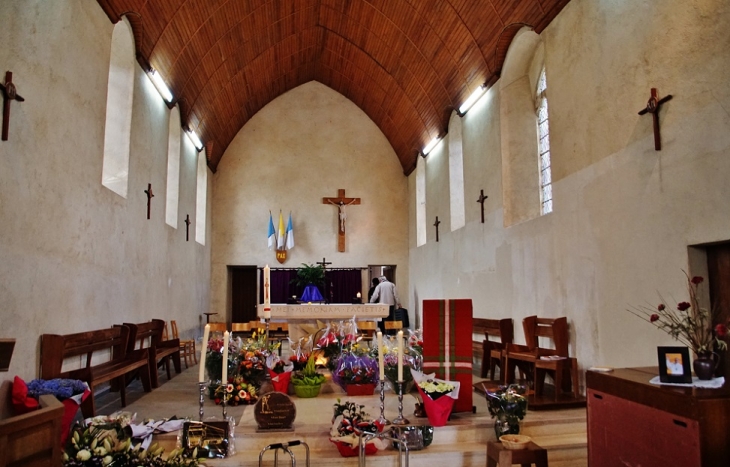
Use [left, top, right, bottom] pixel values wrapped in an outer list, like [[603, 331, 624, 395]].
[[476, 189, 489, 223], [0, 71, 25, 141], [322, 189, 361, 252], [144, 183, 154, 219], [184, 214, 191, 241], [638, 88, 672, 150], [433, 216, 441, 242]]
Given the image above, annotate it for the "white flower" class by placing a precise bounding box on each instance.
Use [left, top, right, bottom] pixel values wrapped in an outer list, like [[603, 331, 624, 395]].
[[94, 447, 107, 456], [103, 455, 113, 465], [76, 450, 91, 461]]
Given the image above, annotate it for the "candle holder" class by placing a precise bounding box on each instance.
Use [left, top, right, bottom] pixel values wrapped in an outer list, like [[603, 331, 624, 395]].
[[392, 381, 410, 425], [198, 382, 206, 421], [376, 380, 391, 426], [265, 318, 270, 348], [221, 391, 228, 419]]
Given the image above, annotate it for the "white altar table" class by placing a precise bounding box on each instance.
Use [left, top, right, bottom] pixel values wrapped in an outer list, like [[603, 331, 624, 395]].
[[257, 303, 389, 342]]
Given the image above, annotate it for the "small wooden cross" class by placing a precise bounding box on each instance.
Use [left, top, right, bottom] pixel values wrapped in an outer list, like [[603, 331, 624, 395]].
[[433, 216, 441, 242], [144, 183, 154, 219], [322, 189, 361, 252], [0, 71, 25, 141], [316, 257, 332, 269], [184, 214, 191, 241], [316, 257, 332, 303], [476, 189, 488, 223], [638, 88, 673, 150]]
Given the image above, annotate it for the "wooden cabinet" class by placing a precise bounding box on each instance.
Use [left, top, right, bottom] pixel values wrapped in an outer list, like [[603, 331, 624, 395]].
[[586, 367, 730, 467]]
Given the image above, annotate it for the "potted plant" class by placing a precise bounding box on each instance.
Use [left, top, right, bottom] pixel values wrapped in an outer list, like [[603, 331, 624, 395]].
[[329, 399, 382, 457], [291, 354, 326, 398], [293, 263, 325, 302], [485, 384, 528, 438], [412, 370, 459, 427]]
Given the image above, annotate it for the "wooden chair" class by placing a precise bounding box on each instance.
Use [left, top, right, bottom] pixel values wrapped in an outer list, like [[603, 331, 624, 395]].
[[384, 320, 403, 334], [474, 318, 513, 381], [171, 320, 197, 368], [231, 321, 252, 338], [208, 322, 227, 333], [357, 320, 378, 344], [503, 316, 579, 399]]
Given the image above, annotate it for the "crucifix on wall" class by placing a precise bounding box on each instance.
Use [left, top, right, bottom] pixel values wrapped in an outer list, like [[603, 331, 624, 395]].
[[433, 216, 441, 242], [322, 189, 360, 252], [0, 71, 25, 141], [476, 189, 488, 223], [638, 88, 672, 151], [184, 214, 191, 241], [144, 183, 154, 219]]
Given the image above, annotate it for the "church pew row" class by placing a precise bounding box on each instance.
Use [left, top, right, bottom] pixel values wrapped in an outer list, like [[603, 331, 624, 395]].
[[124, 319, 182, 389], [40, 325, 152, 417]]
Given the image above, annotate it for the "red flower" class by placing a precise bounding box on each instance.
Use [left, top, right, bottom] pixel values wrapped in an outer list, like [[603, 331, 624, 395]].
[[650, 314, 659, 323], [657, 304, 666, 311], [716, 323, 728, 338], [691, 276, 704, 285], [677, 302, 691, 311]]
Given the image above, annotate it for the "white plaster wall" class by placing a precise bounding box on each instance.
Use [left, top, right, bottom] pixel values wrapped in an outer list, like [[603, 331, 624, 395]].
[[408, 0, 730, 389], [211, 82, 409, 319], [0, 0, 211, 406]]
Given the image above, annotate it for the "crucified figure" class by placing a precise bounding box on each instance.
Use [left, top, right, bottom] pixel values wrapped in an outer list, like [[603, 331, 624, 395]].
[[328, 199, 356, 232]]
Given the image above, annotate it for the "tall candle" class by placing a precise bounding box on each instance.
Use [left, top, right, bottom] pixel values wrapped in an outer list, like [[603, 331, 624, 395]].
[[377, 331, 384, 380], [198, 324, 210, 382], [222, 331, 230, 384], [263, 264, 271, 319], [397, 330, 404, 381]]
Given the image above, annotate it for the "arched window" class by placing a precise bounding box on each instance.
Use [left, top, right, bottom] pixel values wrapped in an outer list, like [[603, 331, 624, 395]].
[[535, 68, 553, 215], [448, 110, 465, 230], [416, 158, 426, 247], [101, 18, 135, 198], [195, 149, 208, 245]]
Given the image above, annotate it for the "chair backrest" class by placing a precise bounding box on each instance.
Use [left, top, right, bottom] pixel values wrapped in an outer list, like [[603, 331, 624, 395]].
[[162, 321, 169, 341], [231, 322, 251, 332], [483, 318, 514, 344], [384, 321, 403, 330], [357, 321, 378, 331], [170, 320, 180, 340], [208, 322, 227, 333], [522, 315, 569, 356]]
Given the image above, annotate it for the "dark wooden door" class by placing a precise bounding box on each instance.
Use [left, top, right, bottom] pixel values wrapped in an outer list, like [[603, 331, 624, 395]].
[[230, 266, 258, 323], [706, 243, 730, 378]]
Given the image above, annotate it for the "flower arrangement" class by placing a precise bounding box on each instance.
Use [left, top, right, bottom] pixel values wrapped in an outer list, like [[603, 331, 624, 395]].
[[485, 384, 528, 438], [329, 399, 383, 456], [628, 273, 728, 356], [205, 337, 238, 383], [417, 379, 455, 400], [382, 330, 423, 392], [332, 353, 379, 391], [63, 423, 199, 467], [291, 354, 326, 388], [266, 354, 293, 393], [317, 323, 343, 371], [213, 374, 258, 405]]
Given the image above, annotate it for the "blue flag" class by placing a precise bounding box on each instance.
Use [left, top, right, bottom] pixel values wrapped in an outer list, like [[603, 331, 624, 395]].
[[267, 213, 275, 250]]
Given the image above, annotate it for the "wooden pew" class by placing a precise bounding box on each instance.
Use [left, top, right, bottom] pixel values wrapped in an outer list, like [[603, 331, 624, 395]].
[[0, 394, 64, 467], [124, 319, 181, 388], [40, 326, 152, 417]]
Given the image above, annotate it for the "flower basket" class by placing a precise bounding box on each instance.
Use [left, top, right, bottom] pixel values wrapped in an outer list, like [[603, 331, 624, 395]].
[[412, 370, 460, 427], [293, 383, 321, 398], [345, 383, 376, 396], [418, 387, 455, 426], [329, 439, 377, 457], [268, 369, 292, 393]]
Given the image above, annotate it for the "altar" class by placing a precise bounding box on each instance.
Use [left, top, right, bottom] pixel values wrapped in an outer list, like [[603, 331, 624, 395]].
[[257, 303, 389, 342]]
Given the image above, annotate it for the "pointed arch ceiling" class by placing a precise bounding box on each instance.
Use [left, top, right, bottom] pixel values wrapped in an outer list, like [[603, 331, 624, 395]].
[[97, 0, 570, 175]]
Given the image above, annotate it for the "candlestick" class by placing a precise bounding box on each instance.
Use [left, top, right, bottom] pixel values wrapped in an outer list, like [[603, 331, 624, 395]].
[[377, 331, 384, 380], [392, 381, 410, 425], [397, 330, 403, 381], [199, 324, 210, 382], [376, 380, 390, 426], [221, 331, 229, 385], [263, 264, 271, 319], [198, 382, 206, 421]]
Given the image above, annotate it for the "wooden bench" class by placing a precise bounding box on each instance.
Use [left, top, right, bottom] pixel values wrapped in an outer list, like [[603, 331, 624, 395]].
[[40, 326, 152, 417], [124, 319, 181, 389], [473, 318, 513, 379], [0, 394, 64, 467]]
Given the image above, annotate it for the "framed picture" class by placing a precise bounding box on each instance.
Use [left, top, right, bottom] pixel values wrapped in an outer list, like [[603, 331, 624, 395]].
[[657, 346, 692, 383]]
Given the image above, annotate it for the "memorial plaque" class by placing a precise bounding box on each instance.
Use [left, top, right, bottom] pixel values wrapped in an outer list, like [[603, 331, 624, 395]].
[[254, 391, 296, 431]]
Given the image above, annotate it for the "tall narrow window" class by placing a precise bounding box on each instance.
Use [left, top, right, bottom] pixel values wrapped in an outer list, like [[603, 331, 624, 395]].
[[195, 149, 208, 245], [448, 111, 465, 230], [536, 68, 552, 215], [165, 106, 181, 228], [416, 159, 426, 247], [101, 18, 135, 198]]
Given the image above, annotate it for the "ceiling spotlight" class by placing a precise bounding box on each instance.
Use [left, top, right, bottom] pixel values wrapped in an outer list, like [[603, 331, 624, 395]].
[[186, 128, 203, 151], [422, 136, 441, 156], [148, 69, 173, 103], [458, 85, 486, 115]]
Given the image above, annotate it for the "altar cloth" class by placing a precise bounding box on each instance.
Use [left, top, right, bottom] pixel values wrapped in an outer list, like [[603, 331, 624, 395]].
[[257, 303, 389, 320]]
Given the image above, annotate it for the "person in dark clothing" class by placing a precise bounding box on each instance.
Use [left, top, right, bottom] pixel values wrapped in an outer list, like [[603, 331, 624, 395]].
[[367, 278, 380, 302]]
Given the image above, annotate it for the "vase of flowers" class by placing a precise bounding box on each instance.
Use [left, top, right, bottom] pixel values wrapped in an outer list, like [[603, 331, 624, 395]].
[[412, 372, 458, 427], [332, 353, 379, 395], [486, 384, 528, 438], [628, 273, 728, 379]]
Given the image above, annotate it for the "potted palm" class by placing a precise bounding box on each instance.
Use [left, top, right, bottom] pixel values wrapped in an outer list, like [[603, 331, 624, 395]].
[[293, 263, 325, 302]]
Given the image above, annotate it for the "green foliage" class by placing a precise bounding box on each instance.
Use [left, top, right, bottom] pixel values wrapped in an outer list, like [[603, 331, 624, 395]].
[[292, 263, 325, 287], [291, 353, 325, 386]]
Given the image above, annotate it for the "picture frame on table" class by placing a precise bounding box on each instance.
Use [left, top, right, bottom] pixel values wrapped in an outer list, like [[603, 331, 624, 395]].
[[657, 346, 692, 384]]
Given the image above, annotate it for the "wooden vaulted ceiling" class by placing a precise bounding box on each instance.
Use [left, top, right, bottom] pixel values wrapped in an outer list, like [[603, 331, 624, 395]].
[[96, 0, 570, 175]]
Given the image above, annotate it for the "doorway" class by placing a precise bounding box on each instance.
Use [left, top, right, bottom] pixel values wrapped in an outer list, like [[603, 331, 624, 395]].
[[229, 266, 258, 323], [706, 243, 730, 378]]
